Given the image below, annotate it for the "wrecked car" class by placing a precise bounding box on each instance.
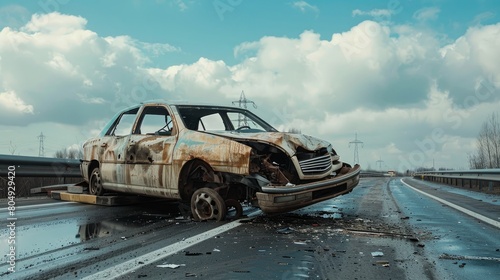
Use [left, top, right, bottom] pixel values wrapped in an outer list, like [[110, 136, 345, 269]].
[[81, 102, 360, 221]]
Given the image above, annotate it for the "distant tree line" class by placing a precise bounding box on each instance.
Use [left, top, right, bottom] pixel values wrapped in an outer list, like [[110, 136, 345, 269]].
[[54, 147, 83, 159], [468, 112, 500, 169]]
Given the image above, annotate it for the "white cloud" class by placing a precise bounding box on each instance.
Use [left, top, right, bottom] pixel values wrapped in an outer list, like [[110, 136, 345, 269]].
[[0, 12, 176, 126], [167, 0, 189, 11], [413, 7, 440, 22], [1, 12, 499, 170], [292, 1, 319, 14], [140, 42, 181, 56], [46, 52, 78, 75], [0, 5, 30, 29], [352, 9, 394, 18], [146, 20, 500, 170], [0, 90, 34, 114], [22, 12, 87, 34], [472, 12, 495, 25], [77, 93, 106, 104]]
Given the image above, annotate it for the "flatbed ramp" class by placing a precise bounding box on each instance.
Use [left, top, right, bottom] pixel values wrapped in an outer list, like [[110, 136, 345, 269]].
[[50, 191, 150, 206], [36, 182, 156, 206]]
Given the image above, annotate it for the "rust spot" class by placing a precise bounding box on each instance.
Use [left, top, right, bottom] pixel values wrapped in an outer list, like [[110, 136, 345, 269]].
[[149, 141, 163, 153], [262, 155, 289, 184], [158, 166, 163, 187]]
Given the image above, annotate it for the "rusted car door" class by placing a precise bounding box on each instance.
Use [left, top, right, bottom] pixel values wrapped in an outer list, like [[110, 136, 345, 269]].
[[124, 105, 177, 197], [100, 108, 138, 187]]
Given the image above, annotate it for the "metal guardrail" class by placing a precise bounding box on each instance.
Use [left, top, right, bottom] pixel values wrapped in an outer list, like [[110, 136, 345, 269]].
[[414, 169, 500, 181], [360, 171, 388, 177], [414, 169, 500, 193], [0, 154, 81, 178]]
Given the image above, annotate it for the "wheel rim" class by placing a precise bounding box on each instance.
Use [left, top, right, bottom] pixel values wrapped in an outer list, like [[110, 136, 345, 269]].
[[90, 170, 102, 195], [191, 188, 226, 221], [194, 191, 221, 220]]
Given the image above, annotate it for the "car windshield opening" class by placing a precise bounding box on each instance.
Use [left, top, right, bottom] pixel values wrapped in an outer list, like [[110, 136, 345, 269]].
[[175, 106, 277, 133]]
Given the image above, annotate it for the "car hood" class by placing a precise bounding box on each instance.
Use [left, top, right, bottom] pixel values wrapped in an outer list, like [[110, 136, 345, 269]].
[[203, 131, 331, 156]]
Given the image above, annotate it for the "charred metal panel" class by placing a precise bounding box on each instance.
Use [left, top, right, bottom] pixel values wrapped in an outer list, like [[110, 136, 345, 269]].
[[204, 131, 330, 157], [99, 136, 129, 186], [125, 134, 177, 197], [173, 130, 252, 175]]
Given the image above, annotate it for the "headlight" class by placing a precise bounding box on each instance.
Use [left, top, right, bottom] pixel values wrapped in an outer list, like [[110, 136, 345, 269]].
[[327, 144, 333, 154]]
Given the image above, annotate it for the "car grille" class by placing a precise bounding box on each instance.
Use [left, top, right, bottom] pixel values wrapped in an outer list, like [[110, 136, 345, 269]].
[[298, 154, 332, 175]]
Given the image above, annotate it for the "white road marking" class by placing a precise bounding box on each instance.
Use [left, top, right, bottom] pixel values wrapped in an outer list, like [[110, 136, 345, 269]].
[[83, 212, 260, 280], [400, 178, 500, 229]]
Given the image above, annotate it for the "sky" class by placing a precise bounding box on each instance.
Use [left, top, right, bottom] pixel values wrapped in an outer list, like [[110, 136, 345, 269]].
[[0, 0, 499, 172]]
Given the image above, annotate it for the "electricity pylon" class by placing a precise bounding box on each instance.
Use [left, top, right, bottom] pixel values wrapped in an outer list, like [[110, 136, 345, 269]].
[[349, 132, 363, 164], [232, 90, 257, 127]]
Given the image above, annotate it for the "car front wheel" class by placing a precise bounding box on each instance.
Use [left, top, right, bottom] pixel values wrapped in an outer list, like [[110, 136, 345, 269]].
[[89, 167, 105, 196], [191, 188, 226, 221]]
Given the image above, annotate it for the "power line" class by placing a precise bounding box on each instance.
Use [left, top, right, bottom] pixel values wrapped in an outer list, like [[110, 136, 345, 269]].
[[232, 90, 257, 127], [376, 157, 384, 170], [348, 132, 363, 164], [38, 132, 45, 157]]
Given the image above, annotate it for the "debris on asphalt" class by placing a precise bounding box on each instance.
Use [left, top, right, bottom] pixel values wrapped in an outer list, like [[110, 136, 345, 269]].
[[185, 251, 203, 256], [83, 247, 100, 251], [375, 260, 390, 267], [156, 264, 185, 268], [276, 227, 295, 234], [185, 272, 197, 277], [213, 248, 221, 252], [371, 251, 384, 257], [239, 218, 254, 223]]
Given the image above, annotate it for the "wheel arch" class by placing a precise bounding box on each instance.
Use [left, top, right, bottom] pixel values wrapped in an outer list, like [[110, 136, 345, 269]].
[[177, 158, 216, 201], [88, 160, 100, 180]]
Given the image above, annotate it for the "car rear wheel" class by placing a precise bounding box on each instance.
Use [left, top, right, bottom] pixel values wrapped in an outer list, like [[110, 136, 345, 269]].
[[89, 167, 104, 196], [191, 188, 226, 221]]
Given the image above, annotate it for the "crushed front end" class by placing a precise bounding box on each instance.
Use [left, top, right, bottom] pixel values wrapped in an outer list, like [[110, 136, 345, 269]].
[[232, 134, 361, 214], [256, 164, 360, 213]]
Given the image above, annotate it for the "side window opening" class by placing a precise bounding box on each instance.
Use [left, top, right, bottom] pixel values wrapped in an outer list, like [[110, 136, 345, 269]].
[[135, 106, 173, 135], [107, 108, 139, 136], [198, 113, 226, 131]]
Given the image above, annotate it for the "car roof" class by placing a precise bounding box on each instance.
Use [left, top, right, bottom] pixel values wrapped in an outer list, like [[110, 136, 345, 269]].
[[139, 100, 245, 110]]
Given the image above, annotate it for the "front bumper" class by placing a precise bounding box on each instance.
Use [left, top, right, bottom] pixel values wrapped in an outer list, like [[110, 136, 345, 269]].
[[256, 164, 361, 214]]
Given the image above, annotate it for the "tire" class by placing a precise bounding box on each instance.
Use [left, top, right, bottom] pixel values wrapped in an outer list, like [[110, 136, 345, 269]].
[[225, 199, 243, 220], [191, 188, 226, 221], [89, 167, 105, 196]]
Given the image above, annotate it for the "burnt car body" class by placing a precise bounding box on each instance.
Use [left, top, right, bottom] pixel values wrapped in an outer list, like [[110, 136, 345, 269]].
[[81, 102, 360, 221]]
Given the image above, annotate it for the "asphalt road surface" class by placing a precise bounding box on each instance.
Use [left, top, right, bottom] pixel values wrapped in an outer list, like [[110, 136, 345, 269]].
[[1, 177, 499, 279]]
